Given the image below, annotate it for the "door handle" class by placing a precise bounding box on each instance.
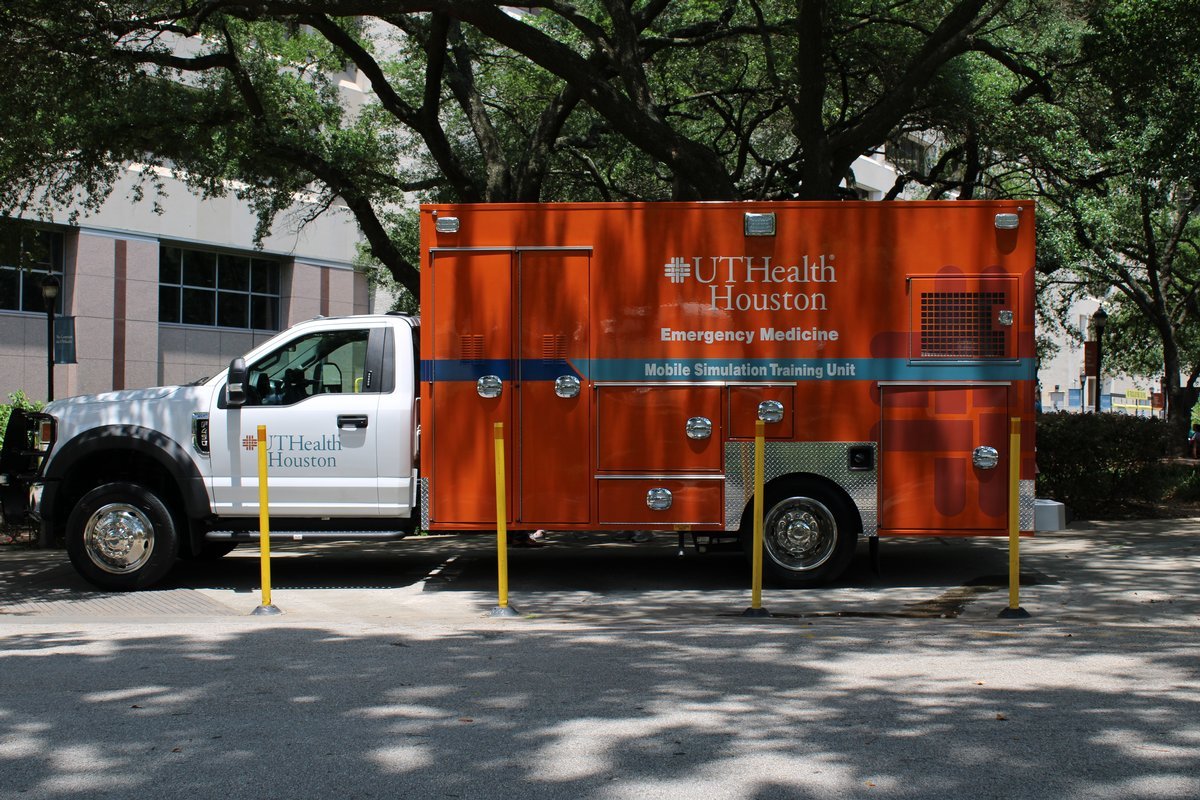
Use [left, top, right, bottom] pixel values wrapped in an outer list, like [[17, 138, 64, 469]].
[[973, 446, 999, 469], [338, 415, 369, 430]]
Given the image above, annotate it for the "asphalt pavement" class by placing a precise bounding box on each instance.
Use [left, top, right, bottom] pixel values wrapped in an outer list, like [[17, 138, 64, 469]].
[[1, 522, 1198, 799]]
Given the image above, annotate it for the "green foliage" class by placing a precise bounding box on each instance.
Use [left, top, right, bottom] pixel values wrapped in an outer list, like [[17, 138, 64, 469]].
[[0, 391, 43, 442], [0, 1, 1076, 293], [1035, 412, 1171, 516]]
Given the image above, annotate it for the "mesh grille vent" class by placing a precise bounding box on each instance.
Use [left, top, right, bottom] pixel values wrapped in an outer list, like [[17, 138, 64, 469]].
[[920, 292, 1008, 358], [458, 334, 484, 361], [542, 334, 566, 362]]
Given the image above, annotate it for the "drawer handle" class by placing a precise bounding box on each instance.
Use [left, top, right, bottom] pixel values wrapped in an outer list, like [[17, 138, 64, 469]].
[[757, 400, 784, 423], [685, 417, 712, 440], [646, 488, 673, 511]]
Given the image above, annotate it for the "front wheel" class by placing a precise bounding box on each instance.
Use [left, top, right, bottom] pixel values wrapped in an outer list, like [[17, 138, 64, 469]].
[[742, 482, 858, 588], [66, 482, 181, 591]]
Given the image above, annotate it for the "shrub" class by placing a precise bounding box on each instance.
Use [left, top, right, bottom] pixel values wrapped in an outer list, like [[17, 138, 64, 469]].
[[0, 391, 43, 443], [1036, 411, 1169, 516]]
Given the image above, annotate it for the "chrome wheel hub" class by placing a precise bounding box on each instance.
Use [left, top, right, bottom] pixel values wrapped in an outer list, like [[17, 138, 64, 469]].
[[763, 497, 837, 572], [84, 503, 155, 574]]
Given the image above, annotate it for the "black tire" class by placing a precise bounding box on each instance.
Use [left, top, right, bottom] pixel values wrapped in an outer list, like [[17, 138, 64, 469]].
[[65, 482, 181, 591], [741, 481, 858, 588]]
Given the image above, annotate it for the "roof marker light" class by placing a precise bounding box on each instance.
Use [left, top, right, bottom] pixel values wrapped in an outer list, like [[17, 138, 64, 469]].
[[744, 212, 776, 236]]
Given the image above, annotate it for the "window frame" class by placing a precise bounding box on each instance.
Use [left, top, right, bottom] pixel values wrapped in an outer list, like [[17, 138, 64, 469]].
[[159, 245, 282, 332], [0, 226, 65, 315]]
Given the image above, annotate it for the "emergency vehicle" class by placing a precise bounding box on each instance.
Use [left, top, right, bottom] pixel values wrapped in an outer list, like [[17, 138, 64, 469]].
[[0, 201, 1046, 591]]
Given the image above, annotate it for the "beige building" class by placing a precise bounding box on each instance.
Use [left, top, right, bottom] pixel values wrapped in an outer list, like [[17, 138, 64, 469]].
[[1, 166, 370, 402]]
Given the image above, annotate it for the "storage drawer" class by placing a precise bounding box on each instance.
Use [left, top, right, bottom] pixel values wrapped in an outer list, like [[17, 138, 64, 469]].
[[597, 385, 722, 472], [728, 385, 794, 439], [597, 478, 724, 526]]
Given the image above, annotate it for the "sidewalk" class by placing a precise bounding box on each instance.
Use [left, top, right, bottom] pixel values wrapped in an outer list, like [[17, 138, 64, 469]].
[[1, 522, 1198, 800]]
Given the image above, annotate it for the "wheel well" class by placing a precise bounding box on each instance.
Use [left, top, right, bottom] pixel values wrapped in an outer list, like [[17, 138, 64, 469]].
[[55, 450, 186, 543], [738, 472, 863, 535]]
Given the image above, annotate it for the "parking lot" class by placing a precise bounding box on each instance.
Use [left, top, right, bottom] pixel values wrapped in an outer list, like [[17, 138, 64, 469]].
[[1, 522, 1198, 799]]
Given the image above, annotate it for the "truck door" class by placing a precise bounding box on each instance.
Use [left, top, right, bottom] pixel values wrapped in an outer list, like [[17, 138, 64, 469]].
[[209, 324, 385, 517], [879, 384, 1009, 534], [427, 249, 590, 525], [518, 251, 590, 523]]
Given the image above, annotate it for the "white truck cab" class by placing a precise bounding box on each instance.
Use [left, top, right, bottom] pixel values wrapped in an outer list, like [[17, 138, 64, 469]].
[[0, 314, 420, 590]]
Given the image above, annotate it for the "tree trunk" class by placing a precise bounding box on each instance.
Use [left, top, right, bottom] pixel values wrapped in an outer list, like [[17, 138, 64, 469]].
[[1165, 383, 1199, 457]]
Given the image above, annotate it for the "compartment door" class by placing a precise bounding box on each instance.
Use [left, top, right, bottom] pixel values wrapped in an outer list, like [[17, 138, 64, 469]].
[[428, 251, 513, 524], [880, 385, 1009, 534], [518, 251, 591, 524]]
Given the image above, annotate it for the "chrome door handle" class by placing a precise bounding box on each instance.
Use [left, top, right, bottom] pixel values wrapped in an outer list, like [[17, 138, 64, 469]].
[[686, 417, 713, 440], [554, 375, 581, 398], [758, 400, 784, 423], [477, 375, 503, 398], [973, 446, 999, 469]]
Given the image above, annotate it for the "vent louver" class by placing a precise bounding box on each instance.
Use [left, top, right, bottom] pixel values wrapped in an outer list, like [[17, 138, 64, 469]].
[[458, 334, 484, 361], [542, 334, 567, 362]]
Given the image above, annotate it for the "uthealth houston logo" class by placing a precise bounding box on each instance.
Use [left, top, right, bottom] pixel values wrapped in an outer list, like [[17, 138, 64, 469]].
[[243, 433, 342, 469], [662, 255, 838, 312]]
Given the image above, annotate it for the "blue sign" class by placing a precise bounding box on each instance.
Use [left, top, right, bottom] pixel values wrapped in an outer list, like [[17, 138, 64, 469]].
[[54, 316, 76, 364]]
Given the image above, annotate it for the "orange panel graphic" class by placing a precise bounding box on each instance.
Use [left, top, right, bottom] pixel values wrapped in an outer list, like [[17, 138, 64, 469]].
[[881, 385, 1009, 533]]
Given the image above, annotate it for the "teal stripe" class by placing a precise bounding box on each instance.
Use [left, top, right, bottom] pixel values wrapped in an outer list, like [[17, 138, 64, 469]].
[[586, 358, 1035, 382]]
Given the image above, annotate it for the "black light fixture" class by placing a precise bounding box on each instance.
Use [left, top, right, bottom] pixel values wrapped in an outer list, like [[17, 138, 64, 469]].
[[41, 275, 60, 402], [1092, 306, 1107, 414]]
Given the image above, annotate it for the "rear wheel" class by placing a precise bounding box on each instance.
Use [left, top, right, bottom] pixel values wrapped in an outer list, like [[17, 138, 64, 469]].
[[742, 482, 858, 588], [66, 482, 180, 591]]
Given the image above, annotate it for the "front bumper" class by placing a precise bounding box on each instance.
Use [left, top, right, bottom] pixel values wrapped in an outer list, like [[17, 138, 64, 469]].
[[0, 408, 54, 526]]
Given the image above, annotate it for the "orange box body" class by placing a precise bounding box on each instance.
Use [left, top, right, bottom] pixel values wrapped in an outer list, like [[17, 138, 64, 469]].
[[419, 201, 1037, 538]]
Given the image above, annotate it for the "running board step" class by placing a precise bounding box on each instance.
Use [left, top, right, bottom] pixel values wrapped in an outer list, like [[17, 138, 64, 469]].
[[206, 531, 410, 542]]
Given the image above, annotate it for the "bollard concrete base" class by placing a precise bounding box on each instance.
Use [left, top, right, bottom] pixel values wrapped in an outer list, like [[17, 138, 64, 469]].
[[252, 604, 283, 616], [490, 605, 520, 618], [741, 607, 771, 619], [998, 606, 1031, 619]]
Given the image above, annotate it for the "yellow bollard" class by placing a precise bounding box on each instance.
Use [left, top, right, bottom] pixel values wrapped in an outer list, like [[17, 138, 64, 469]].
[[743, 420, 770, 618], [491, 422, 519, 617], [252, 424, 282, 616], [1000, 417, 1030, 619]]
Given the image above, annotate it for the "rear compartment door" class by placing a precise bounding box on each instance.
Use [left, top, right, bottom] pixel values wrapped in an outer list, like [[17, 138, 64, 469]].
[[880, 384, 1010, 534], [428, 248, 591, 526], [428, 251, 514, 524], [518, 251, 591, 523]]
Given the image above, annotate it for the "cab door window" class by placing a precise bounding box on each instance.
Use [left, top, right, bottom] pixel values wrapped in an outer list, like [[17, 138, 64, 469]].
[[245, 329, 372, 406]]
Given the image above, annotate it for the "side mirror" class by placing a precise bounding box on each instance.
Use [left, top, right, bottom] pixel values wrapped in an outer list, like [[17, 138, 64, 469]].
[[226, 357, 248, 408]]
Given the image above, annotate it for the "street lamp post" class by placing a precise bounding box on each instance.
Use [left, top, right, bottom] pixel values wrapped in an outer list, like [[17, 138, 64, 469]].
[[41, 275, 59, 402], [1092, 306, 1108, 414]]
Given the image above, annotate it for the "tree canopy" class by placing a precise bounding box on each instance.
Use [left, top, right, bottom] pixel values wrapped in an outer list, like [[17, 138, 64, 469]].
[[1012, 0, 1200, 445], [1, 1, 1064, 296]]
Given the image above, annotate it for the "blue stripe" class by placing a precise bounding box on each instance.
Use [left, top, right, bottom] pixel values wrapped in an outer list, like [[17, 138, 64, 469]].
[[422, 359, 584, 381], [424, 358, 1035, 382]]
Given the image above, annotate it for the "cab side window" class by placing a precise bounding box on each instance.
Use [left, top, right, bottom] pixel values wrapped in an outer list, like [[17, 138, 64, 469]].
[[244, 329, 371, 407]]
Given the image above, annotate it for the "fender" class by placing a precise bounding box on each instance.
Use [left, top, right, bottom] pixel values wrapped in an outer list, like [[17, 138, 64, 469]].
[[41, 425, 210, 525]]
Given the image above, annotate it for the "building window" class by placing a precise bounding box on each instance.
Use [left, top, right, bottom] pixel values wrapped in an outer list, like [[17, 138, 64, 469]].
[[0, 224, 65, 314], [159, 246, 281, 331]]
